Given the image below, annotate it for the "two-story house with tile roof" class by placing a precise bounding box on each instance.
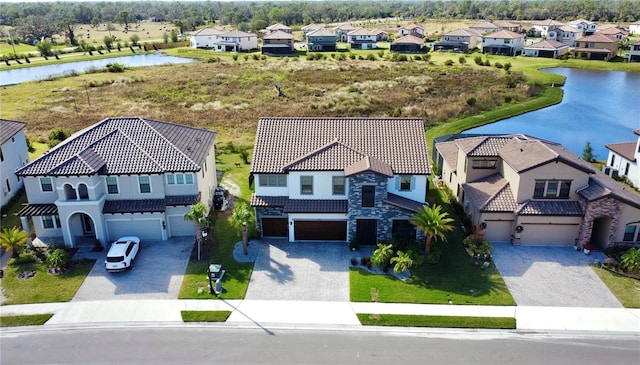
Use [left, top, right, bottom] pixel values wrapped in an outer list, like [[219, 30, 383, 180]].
[[481, 30, 524, 56], [573, 33, 619, 60], [530, 19, 565, 38], [250, 118, 431, 245], [399, 24, 425, 38], [604, 130, 640, 188], [15, 117, 217, 247], [347, 28, 379, 50], [469, 21, 501, 34], [630, 20, 640, 35], [1, 119, 29, 208], [434, 28, 481, 52], [306, 28, 337, 52], [262, 30, 295, 55], [547, 25, 583, 47], [190, 28, 258, 52], [390, 35, 424, 53], [629, 39, 640, 62], [567, 19, 597, 35], [434, 134, 640, 248], [266, 23, 292, 34], [333, 23, 357, 42], [522, 39, 570, 58]]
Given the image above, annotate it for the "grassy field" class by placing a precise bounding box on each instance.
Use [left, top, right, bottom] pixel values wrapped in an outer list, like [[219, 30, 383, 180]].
[[0, 313, 54, 327], [592, 266, 640, 308], [357, 313, 516, 329]]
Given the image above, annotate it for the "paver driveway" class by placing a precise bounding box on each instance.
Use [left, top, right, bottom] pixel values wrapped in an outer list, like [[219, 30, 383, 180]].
[[244, 240, 350, 301], [491, 243, 622, 307], [72, 237, 193, 301]]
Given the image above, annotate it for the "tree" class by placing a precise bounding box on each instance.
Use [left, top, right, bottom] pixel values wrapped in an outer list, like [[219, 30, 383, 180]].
[[115, 11, 131, 29], [582, 141, 597, 162], [170, 29, 179, 43], [129, 34, 140, 46], [370, 242, 394, 269], [103, 36, 114, 50], [229, 202, 254, 255], [410, 205, 455, 254], [0, 227, 28, 259], [184, 202, 208, 261], [58, 18, 78, 46], [391, 250, 413, 273], [36, 40, 54, 57]]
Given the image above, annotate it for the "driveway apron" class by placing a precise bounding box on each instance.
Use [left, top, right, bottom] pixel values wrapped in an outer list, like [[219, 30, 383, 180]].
[[491, 243, 622, 307], [72, 238, 193, 301], [244, 240, 350, 301]]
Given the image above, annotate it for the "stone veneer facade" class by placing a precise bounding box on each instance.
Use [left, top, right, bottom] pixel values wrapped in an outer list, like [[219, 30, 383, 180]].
[[577, 196, 623, 248], [255, 206, 286, 234]]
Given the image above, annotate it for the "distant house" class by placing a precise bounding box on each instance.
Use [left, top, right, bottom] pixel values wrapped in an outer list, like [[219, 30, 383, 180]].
[[522, 39, 570, 58], [604, 130, 640, 188], [469, 21, 501, 34], [15, 117, 217, 247], [567, 19, 597, 34], [399, 24, 425, 38], [630, 20, 640, 35], [262, 30, 295, 55], [371, 28, 389, 42], [306, 28, 337, 52], [0, 119, 29, 208], [629, 39, 640, 62], [493, 20, 522, 33], [434, 134, 640, 248], [250, 117, 431, 244], [481, 30, 524, 56], [190, 28, 257, 52], [434, 28, 481, 52], [530, 19, 565, 38], [573, 33, 618, 60], [598, 26, 628, 41], [547, 25, 583, 47], [347, 28, 379, 50], [301, 24, 324, 36], [333, 23, 357, 42], [390, 35, 424, 53], [266, 23, 292, 34]]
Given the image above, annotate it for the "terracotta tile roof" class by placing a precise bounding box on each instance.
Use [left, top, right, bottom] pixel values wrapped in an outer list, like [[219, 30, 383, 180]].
[[516, 200, 583, 216], [192, 28, 224, 37], [266, 23, 291, 31], [250, 195, 288, 207], [103, 199, 166, 214], [392, 35, 425, 45], [470, 22, 499, 30], [605, 142, 637, 161], [578, 170, 640, 209], [383, 193, 426, 212], [567, 19, 595, 26], [525, 39, 570, 50], [348, 28, 379, 36], [284, 199, 348, 213], [263, 30, 294, 40], [302, 24, 323, 32], [499, 136, 594, 174], [444, 28, 481, 37], [17, 204, 58, 217], [334, 23, 357, 31], [483, 30, 524, 39], [16, 117, 216, 176], [599, 27, 628, 35], [344, 155, 393, 178], [464, 174, 516, 212], [577, 32, 617, 43], [455, 135, 512, 156], [0, 119, 26, 144], [307, 28, 335, 37], [434, 140, 459, 172], [534, 19, 565, 27], [250, 118, 430, 175], [493, 20, 520, 28], [402, 24, 424, 30]]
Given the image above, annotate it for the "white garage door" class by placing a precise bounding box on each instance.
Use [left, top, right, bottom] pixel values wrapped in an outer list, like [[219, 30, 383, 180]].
[[106, 219, 162, 241], [169, 216, 195, 237], [519, 224, 579, 245], [484, 220, 514, 243]]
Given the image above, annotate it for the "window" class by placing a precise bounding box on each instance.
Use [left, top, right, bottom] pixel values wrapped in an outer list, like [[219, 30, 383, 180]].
[[5, 178, 10, 193], [625, 163, 630, 176], [40, 177, 53, 192], [610, 155, 615, 166], [138, 176, 151, 193], [300, 176, 313, 195], [533, 179, 572, 198], [399, 175, 412, 191], [42, 215, 61, 229], [0, 147, 3, 162], [185, 173, 194, 184], [623, 225, 638, 242], [362, 185, 375, 207], [167, 174, 175, 185], [106, 177, 119, 194], [472, 160, 497, 169], [176, 174, 184, 185], [258, 174, 287, 187], [167, 173, 194, 185], [333, 176, 345, 195]]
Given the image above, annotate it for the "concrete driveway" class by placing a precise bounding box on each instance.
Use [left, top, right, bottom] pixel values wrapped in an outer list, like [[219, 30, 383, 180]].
[[244, 240, 350, 301], [72, 237, 193, 301], [491, 243, 622, 308]]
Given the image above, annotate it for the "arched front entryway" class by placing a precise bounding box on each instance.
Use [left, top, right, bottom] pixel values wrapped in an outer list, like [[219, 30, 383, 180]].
[[590, 217, 612, 250], [68, 212, 97, 246]]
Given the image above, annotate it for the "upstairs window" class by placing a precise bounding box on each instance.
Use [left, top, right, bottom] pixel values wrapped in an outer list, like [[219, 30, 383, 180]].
[[362, 185, 375, 207], [534, 179, 571, 199], [139, 176, 151, 194], [106, 177, 119, 194], [472, 160, 497, 169], [332, 176, 345, 195], [259, 174, 286, 187], [167, 173, 195, 185], [399, 175, 413, 191], [300, 176, 313, 195], [40, 177, 53, 192]]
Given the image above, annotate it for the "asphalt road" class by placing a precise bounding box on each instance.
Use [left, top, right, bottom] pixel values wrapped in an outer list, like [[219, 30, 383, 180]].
[[2, 326, 638, 365]]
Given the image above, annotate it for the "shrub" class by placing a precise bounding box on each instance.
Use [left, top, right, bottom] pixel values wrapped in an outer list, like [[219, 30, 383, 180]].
[[239, 149, 250, 164], [371, 242, 394, 269], [106, 63, 125, 72], [483, 59, 490, 66], [48, 128, 71, 143], [366, 53, 377, 61], [444, 59, 454, 66], [494, 62, 503, 69], [9, 252, 37, 265], [620, 248, 640, 272], [474, 55, 483, 65], [463, 233, 492, 258], [46, 249, 69, 271], [459, 56, 466, 65], [466, 97, 477, 106], [504, 62, 512, 72], [232, 54, 239, 61], [504, 95, 512, 103]]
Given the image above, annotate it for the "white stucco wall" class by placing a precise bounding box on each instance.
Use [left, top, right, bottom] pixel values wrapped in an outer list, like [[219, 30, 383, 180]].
[[1, 129, 29, 207]]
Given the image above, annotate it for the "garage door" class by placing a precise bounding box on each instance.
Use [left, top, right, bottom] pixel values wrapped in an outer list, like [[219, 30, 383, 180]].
[[483, 220, 514, 243], [262, 218, 288, 237], [294, 221, 347, 241], [168, 216, 195, 237], [106, 219, 162, 241], [519, 224, 579, 245]]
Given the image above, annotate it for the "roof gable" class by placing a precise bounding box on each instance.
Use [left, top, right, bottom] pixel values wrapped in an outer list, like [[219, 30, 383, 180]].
[[0, 119, 27, 144], [264, 30, 294, 40], [483, 29, 523, 39], [345, 155, 393, 177], [578, 32, 617, 43], [393, 35, 424, 45]]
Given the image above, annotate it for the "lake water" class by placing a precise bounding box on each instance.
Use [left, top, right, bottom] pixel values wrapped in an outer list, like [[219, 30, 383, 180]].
[[467, 68, 640, 160], [0, 53, 194, 86]]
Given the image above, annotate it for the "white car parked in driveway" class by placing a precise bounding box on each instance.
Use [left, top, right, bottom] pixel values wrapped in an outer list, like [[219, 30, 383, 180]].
[[105, 236, 140, 272]]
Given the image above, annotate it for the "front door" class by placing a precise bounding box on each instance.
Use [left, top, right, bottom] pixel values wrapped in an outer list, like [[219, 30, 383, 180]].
[[81, 214, 94, 235], [356, 219, 377, 246]]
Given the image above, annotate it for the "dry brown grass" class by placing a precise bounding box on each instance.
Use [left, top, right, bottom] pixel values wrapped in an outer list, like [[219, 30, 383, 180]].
[[1, 57, 527, 147]]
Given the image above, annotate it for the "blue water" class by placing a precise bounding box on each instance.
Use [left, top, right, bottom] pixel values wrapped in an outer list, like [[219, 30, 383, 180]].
[[467, 68, 640, 159], [0, 53, 194, 86]]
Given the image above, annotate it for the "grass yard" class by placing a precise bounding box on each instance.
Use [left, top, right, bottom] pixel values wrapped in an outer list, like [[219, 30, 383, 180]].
[[0, 313, 54, 327], [357, 313, 516, 329], [1, 260, 94, 305], [181, 310, 231, 322], [592, 266, 640, 308]]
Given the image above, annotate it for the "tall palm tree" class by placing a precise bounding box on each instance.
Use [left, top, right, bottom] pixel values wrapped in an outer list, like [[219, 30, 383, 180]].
[[0, 227, 28, 258], [229, 202, 254, 255], [184, 202, 208, 260], [410, 205, 455, 254]]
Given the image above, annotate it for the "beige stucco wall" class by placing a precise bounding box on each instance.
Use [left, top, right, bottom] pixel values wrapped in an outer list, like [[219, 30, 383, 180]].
[[509, 162, 590, 203], [616, 204, 640, 242]]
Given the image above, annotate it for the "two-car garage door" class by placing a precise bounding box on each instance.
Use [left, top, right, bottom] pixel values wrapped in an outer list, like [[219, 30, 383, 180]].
[[519, 223, 580, 245], [294, 221, 347, 241], [105, 218, 162, 241]]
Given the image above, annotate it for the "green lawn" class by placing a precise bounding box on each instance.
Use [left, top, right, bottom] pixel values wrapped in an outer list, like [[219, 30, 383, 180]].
[[1, 260, 94, 305], [181, 310, 231, 322], [592, 266, 640, 308], [357, 313, 516, 329], [0, 313, 54, 327]]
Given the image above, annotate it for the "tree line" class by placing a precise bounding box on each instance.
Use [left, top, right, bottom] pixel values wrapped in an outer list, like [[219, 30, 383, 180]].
[[1, 1, 639, 45]]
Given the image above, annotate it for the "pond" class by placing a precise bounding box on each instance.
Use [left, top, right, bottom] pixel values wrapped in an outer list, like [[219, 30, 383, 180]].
[[466, 68, 640, 160], [0, 53, 194, 86]]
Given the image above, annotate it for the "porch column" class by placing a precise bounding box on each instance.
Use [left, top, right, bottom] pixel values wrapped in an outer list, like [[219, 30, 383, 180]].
[[20, 216, 32, 244]]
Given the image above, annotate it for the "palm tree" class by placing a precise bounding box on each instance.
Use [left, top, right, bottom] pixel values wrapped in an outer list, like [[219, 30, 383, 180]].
[[410, 205, 455, 254], [184, 202, 208, 260], [391, 250, 413, 273], [229, 202, 254, 255], [370, 242, 394, 269], [0, 227, 28, 258]]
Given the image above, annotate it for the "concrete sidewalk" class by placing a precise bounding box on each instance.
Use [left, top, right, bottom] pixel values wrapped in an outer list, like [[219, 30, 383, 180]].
[[1, 300, 639, 333]]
